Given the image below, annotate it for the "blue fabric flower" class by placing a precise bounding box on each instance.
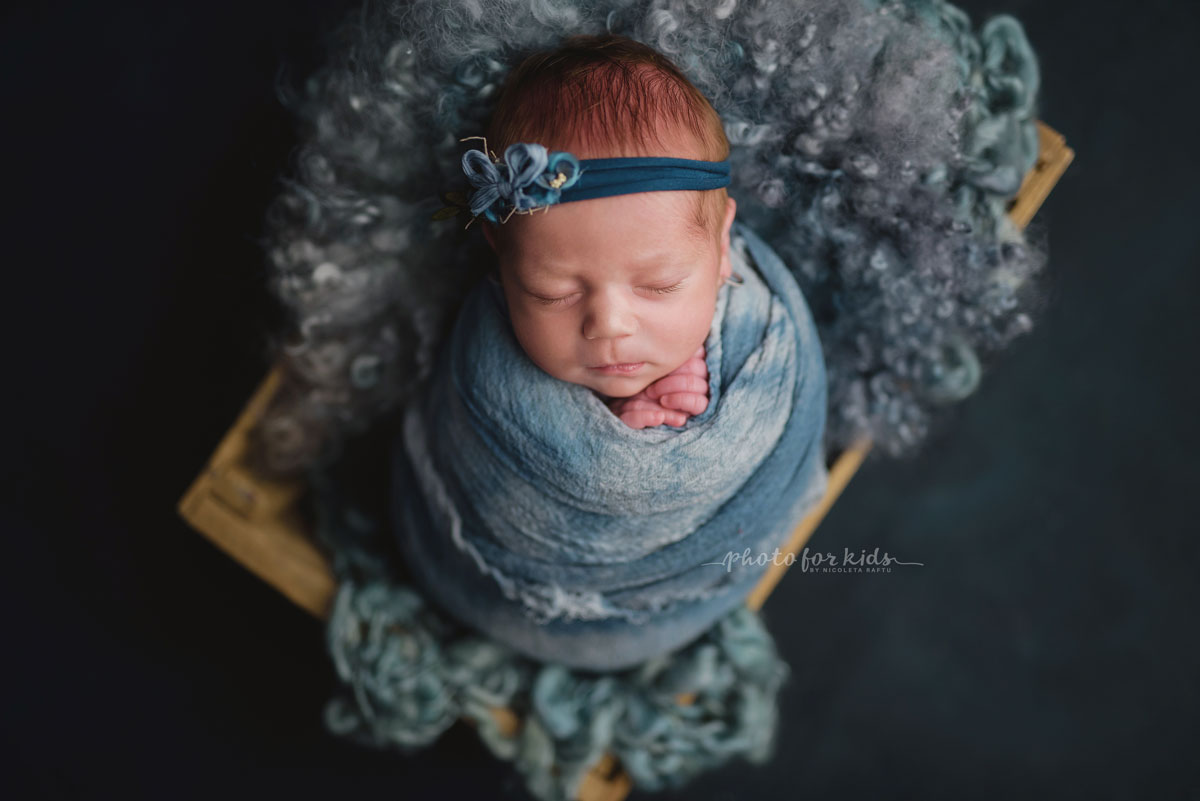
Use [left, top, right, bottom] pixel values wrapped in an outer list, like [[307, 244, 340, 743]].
[[528, 151, 582, 206], [460, 142, 583, 223]]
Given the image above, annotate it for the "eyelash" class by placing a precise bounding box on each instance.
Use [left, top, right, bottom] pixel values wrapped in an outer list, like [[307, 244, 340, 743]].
[[534, 282, 685, 306]]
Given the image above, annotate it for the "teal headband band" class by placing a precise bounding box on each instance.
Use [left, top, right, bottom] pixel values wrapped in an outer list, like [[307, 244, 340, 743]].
[[442, 138, 732, 225]]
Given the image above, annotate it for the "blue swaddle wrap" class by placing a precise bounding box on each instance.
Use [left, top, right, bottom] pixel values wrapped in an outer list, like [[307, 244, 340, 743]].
[[393, 220, 828, 670]]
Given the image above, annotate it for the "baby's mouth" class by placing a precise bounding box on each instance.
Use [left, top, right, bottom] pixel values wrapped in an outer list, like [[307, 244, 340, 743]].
[[588, 362, 645, 374]]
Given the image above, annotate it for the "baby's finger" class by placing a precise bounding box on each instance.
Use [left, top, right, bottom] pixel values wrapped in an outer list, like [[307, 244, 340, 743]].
[[618, 397, 669, 414], [658, 410, 690, 427], [670, 357, 708, 379], [644, 373, 708, 400], [659, 392, 708, 415], [667, 349, 707, 377], [619, 409, 665, 429]]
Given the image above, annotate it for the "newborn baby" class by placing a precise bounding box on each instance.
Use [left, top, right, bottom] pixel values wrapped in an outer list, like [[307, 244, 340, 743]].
[[471, 33, 739, 430], [400, 33, 829, 670]]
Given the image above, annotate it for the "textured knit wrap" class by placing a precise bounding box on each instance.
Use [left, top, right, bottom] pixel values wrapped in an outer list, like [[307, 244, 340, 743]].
[[393, 221, 828, 670]]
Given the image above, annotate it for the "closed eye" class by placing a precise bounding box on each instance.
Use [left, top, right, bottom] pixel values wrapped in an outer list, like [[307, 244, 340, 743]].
[[531, 292, 578, 307], [647, 281, 685, 295], [530, 280, 685, 306]]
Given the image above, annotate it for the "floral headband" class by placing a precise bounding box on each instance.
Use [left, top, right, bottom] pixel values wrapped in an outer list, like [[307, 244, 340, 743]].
[[434, 136, 732, 225]]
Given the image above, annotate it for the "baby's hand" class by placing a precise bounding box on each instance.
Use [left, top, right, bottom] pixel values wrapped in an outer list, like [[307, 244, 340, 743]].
[[606, 346, 709, 429]]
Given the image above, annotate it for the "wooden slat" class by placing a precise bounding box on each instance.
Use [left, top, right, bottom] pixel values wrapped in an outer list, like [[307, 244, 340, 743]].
[[178, 120, 1071, 801], [177, 365, 336, 619], [1009, 121, 1075, 230]]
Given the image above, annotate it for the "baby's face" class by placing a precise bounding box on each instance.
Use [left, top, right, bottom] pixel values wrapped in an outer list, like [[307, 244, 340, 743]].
[[485, 190, 736, 398]]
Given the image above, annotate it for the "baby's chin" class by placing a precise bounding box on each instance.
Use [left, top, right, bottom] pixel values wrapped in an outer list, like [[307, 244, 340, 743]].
[[585, 377, 652, 400], [526, 354, 657, 398], [573, 365, 665, 399]]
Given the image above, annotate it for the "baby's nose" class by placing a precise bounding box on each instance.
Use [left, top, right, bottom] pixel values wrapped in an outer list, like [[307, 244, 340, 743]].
[[581, 291, 638, 340]]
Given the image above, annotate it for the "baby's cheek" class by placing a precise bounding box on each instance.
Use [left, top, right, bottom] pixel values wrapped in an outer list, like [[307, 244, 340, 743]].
[[679, 307, 717, 364]]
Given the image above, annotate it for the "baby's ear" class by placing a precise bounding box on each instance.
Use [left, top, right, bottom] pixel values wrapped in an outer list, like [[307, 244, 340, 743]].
[[718, 196, 737, 281]]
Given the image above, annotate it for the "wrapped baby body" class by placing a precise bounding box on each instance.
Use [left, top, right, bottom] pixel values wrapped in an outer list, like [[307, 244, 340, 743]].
[[393, 220, 828, 671]]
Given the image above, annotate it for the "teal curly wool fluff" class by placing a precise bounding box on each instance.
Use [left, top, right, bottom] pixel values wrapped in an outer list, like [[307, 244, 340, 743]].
[[856, 0, 1041, 408], [323, 580, 789, 801]]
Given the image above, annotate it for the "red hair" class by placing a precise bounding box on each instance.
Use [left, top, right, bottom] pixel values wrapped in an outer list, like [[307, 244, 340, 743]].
[[483, 33, 730, 241]]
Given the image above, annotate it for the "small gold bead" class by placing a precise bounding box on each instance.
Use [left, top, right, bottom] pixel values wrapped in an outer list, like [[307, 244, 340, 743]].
[[549, 172, 567, 189]]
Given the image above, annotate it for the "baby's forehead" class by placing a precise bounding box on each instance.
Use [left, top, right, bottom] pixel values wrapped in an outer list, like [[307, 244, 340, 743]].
[[507, 189, 707, 245], [513, 208, 702, 253], [504, 234, 707, 287]]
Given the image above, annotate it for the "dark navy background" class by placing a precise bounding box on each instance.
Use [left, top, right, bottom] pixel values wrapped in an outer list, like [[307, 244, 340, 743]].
[[4, 0, 1197, 798]]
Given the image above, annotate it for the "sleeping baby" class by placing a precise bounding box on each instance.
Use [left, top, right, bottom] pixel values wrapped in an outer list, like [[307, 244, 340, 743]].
[[464, 33, 741, 430], [402, 31, 829, 671]]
